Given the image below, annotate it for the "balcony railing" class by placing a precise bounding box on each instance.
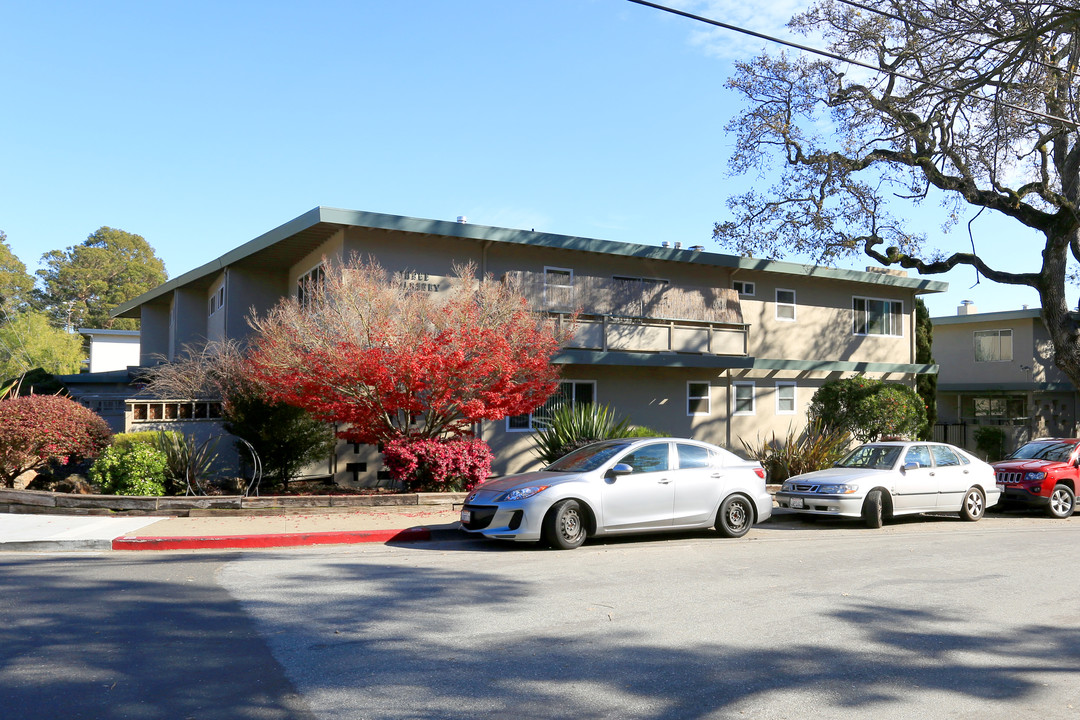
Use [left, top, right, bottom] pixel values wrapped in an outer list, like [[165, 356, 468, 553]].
[[505, 272, 748, 357]]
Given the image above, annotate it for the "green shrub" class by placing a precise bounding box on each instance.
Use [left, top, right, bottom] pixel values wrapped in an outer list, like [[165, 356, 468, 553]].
[[974, 425, 1007, 461], [740, 420, 852, 483], [90, 443, 169, 496], [808, 378, 926, 442], [110, 431, 178, 451]]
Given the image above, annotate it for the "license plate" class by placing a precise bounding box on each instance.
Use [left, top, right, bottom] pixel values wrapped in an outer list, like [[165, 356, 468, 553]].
[[460, 509, 471, 524], [790, 497, 804, 509]]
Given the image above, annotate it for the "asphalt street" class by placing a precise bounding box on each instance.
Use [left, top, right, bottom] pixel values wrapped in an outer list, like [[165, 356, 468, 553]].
[[2, 513, 1078, 719]]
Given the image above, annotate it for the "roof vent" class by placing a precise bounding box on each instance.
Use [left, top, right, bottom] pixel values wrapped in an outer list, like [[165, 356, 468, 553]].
[[661, 241, 669, 248], [689, 245, 704, 251], [674, 242, 682, 250], [456, 216, 467, 223]]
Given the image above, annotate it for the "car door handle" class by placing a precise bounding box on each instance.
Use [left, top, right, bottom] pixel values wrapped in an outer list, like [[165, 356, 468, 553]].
[[711, 473, 723, 478], [657, 478, 671, 484]]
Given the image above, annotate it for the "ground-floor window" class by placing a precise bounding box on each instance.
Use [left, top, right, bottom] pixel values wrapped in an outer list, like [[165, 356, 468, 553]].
[[507, 380, 595, 431], [687, 381, 711, 415], [776, 382, 796, 415], [733, 381, 755, 415]]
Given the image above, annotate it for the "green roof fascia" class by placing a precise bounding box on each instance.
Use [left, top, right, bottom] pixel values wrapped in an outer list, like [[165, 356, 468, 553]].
[[938, 382, 1076, 392], [553, 349, 754, 369], [113, 206, 949, 318], [751, 358, 938, 375], [931, 309, 1043, 326]]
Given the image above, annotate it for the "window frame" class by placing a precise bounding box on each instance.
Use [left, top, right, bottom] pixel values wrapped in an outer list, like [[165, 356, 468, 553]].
[[853, 296, 904, 337], [506, 379, 596, 432], [687, 381, 711, 416], [732, 381, 756, 416], [207, 285, 224, 317], [775, 289, 796, 322], [543, 266, 574, 311], [973, 328, 1013, 363], [732, 280, 755, 297], [775, 381, 797, 415], [297, 263, 326, 308]]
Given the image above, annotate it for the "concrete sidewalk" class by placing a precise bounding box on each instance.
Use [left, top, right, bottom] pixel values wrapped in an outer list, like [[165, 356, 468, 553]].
[[0, 506, 465, 552]]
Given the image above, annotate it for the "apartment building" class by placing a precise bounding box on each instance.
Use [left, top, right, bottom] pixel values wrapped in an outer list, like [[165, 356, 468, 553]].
[[933, 303, 1078, 451], [111, 207, 945, 484]]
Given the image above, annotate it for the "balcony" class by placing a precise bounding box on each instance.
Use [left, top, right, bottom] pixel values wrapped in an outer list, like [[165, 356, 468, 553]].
[[505, 271, 748, 357]]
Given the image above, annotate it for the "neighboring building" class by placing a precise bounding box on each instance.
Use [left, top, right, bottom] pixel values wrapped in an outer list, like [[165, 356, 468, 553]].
[[51, 329, 142, 433], [112, 207, 946, 485], [932, 303, 1078, 452], [79, 328, 141, 373]]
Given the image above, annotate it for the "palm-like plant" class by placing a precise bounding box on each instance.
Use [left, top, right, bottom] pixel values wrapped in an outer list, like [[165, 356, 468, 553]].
[[532, 403, 658, 465]]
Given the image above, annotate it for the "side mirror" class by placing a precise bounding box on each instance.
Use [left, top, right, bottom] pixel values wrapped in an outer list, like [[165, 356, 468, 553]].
[[903, 461, 921, 472], [608, 463, 633, 477]]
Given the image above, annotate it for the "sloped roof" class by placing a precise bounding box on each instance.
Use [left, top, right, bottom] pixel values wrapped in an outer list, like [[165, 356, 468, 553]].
[[114, 206, 948, 318]]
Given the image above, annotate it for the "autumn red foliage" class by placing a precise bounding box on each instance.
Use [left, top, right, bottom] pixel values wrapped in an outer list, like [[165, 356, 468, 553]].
[[382, 438, 493, 492], [0, 394, 112, 487], [248, 259, 572, 446]]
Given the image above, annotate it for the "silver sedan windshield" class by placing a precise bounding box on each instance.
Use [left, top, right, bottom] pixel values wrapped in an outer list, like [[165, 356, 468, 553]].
[[545, 441, 632, 472], [836, 445, 902, 470]]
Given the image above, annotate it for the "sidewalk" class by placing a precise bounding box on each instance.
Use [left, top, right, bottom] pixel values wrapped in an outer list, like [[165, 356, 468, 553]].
[[0, 506, 465, 552]]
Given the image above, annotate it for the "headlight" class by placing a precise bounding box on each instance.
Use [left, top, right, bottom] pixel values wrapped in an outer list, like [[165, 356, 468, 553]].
[[498, 486, 550, 502], [818, 484, 859, 494], [1024, 472, 1047, 481], [781, 482, 795, 492]]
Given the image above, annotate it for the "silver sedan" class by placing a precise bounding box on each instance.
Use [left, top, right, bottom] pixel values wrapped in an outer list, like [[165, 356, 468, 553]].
[[459, 437, 772, 549], [775, 441, 1000, 528]]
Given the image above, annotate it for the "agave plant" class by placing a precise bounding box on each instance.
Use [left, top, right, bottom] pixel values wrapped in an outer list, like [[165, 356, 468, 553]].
[[739, 420, 852, 483], [532, 403, 659, 465], [154, 431, 222, 495]]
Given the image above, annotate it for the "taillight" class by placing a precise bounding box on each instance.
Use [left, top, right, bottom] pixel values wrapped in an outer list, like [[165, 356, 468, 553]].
[[754, 467, 766, 479]]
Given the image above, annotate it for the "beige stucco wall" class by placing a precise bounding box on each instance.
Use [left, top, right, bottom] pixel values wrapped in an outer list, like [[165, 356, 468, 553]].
[[934, 317, 1035, 385]]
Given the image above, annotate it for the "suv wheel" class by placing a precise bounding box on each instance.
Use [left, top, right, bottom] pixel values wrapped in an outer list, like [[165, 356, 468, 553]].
[[1046, 484, 1075, 519]]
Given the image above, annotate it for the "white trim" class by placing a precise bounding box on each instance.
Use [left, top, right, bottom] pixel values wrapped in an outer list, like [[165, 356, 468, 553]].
[[733, 280, 755, 297], [687, 381, 711, 416], [775, 381, 797, 415], [775, 288, 796, 322], [732, 381, 756, 416], [543, 266, 574, 311]]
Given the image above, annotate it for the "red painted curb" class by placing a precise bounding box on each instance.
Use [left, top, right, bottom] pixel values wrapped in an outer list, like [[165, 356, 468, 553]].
[[111, 526, 432, 551]]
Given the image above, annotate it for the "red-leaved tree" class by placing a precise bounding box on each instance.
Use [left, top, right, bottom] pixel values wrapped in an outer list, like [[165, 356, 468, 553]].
[[0, 394, 112, 487], [248, 258, 573, 446]]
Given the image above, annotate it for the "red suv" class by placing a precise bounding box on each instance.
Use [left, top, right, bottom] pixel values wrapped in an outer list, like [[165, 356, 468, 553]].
[[992, 438, 1078, 518]]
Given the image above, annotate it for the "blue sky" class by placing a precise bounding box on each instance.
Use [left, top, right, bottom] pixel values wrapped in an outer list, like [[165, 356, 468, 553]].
[[0, 0, 1047, 319]]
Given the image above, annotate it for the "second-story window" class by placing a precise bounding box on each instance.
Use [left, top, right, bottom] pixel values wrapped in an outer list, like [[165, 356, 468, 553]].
[[775, 289, 796, 321], [974, 329, 1013, 362], [297, 264, 326, 308], [853, 297, 903, 336], [207, 286, 224, 317], [544, 267, 574, 311], [733, 280, 755, 297]]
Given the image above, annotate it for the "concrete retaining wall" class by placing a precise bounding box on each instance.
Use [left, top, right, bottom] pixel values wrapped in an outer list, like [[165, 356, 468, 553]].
[[0, 489, 468, 517]]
